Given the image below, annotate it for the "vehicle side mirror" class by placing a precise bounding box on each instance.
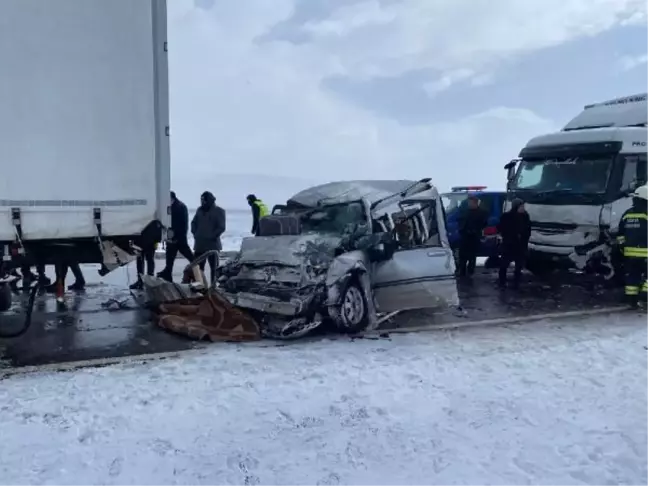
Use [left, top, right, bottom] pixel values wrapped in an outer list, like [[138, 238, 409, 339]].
[[620, 181, 639, 197], [504, 160, 517, 181]]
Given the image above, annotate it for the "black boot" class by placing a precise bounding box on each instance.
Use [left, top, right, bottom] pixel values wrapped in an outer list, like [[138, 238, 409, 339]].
[[156, 269, 172, 282], [68, 280, 86, 291], [45, 282, 59, 293]]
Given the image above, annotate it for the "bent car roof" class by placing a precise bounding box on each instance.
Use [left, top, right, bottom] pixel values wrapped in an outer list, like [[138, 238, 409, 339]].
[[288, 180, 438, 208]]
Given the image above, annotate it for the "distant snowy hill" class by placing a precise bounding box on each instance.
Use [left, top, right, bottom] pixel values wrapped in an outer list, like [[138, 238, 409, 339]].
[[170, 172, 320, 210]]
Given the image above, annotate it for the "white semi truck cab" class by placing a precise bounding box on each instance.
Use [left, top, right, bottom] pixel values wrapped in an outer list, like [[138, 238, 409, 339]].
[[505, 93, 647, 280]]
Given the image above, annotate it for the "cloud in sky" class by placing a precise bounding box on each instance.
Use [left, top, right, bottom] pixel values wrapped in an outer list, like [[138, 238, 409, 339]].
[[618, 53, 648, 71], [167, 0, 647, 208]]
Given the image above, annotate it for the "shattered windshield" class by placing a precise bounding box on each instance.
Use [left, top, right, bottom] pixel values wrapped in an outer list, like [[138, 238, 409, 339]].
[[300, 202, 367, 235], [512, 155, 613, 194]]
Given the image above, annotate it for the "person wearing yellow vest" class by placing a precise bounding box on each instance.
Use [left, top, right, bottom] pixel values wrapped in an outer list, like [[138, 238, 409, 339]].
[[616, 184, 648, 308], [247, 194, 269, 236]]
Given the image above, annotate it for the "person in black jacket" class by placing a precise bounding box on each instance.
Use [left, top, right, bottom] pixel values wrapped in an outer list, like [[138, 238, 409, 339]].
[[457, 195, 488, 278], [616, 184, 647, 308], [157, 191, 195, 282], [191, 191, 226, 285], [497, 198, 531, 288], [130, 220, 163, 290]]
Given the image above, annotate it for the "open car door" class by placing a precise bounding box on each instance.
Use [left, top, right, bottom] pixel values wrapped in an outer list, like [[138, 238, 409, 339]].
[[371, 197, 459, 312]]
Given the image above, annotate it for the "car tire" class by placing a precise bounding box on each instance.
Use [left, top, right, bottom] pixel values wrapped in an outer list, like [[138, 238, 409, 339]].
[[330, 279, 370, 334], [0, 283, 12, 312]]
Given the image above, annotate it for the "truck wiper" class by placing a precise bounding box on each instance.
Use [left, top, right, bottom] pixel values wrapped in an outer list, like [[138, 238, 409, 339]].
[[538, 188, 574, 195], [533, 189, 602, 202], [533, 188, 573, 198]]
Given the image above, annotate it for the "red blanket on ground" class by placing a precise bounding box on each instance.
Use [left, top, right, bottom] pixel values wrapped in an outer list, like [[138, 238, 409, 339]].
[[154, 290, 261, 342]]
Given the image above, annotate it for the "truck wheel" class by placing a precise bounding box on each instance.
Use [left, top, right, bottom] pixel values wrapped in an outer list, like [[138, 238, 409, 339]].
[[525, 258, 556, 278], [330, 279, 369, 334], [0, 283, 12, 312]]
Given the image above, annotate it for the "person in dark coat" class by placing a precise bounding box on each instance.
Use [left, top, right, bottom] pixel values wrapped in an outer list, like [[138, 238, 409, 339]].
[[130, 220, 163, 290], [497, 198, 531, 288], [457, 195, 488, 278], [191, 191, 226, 284], [157, 191, 194, 282]]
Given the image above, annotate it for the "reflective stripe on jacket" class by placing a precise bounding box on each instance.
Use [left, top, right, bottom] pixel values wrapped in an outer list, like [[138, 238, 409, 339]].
[[254, 200, 270, 218], [618, 208, 647, 259]]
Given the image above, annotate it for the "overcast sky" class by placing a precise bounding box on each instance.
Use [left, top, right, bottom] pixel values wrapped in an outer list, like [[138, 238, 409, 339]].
[[166, 0, 648, 209]]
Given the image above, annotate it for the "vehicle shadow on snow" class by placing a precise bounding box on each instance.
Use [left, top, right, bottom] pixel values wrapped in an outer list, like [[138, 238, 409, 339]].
[[391, 267, 623, 330]]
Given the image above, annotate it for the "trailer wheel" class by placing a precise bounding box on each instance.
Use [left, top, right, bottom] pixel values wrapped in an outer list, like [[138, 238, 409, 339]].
[[0, 283, 11, 312]]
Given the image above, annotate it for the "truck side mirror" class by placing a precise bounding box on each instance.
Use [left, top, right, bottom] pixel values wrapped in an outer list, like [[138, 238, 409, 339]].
[[504, 160, 518, 181]]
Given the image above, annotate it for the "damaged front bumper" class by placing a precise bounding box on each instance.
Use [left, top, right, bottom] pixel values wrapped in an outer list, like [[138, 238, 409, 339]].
[[220, 290, 315, 317], [220, 289, 326, 340]]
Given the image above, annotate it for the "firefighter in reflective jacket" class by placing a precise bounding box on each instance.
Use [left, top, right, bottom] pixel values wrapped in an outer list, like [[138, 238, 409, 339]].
[[246, 194, 270, 236], [617, 184, 648, 307]]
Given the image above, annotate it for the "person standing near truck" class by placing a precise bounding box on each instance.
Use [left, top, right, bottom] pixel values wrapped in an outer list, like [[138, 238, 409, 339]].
[[21, 264, 51, 287], [157, 191, 194, 282], [457, 195, 488, 278], [616, 184, 648, 308], [497, 198, 531, 289], [192, 191, 226, 285], [46, 262, 86, 293], [247, 194, 269, 236], [130, 221, 163, 290]]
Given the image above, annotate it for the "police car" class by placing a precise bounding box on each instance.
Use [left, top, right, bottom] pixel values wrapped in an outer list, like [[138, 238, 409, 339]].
[[441, 186, 507, 267]]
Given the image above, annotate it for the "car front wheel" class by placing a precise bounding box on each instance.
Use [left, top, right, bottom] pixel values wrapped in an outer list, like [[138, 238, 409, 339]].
[[330, 279, 370, 334]]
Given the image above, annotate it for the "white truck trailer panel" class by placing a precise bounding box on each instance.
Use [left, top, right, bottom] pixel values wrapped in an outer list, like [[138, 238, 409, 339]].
[[0, 0, 170, 241], [563, 93, 647, 131]]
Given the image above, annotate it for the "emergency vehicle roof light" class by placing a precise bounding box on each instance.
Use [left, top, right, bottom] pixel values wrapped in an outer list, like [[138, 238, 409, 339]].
[[451, 186, 487, 192]]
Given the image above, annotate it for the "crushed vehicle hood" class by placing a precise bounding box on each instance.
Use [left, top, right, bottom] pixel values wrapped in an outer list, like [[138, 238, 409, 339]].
[[236, 234, 343, 268]]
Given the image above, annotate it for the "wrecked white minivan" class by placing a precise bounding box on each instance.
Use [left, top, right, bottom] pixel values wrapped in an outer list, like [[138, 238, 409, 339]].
[[217, 179, 459, 339]]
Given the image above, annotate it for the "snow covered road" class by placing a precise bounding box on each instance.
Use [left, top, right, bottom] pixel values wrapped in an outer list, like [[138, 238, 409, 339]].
[[1, 313, 646, 485]]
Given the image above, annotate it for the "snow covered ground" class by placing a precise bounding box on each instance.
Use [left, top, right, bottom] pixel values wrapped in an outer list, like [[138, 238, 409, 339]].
[[1, 313, 646, 485]]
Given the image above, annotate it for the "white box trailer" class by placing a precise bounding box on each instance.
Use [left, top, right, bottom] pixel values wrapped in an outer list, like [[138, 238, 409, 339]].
[[0, 0, 171, 289]]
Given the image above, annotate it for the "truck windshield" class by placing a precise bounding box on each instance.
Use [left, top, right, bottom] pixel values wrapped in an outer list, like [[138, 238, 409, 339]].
[[512, 155, 613, 194]]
